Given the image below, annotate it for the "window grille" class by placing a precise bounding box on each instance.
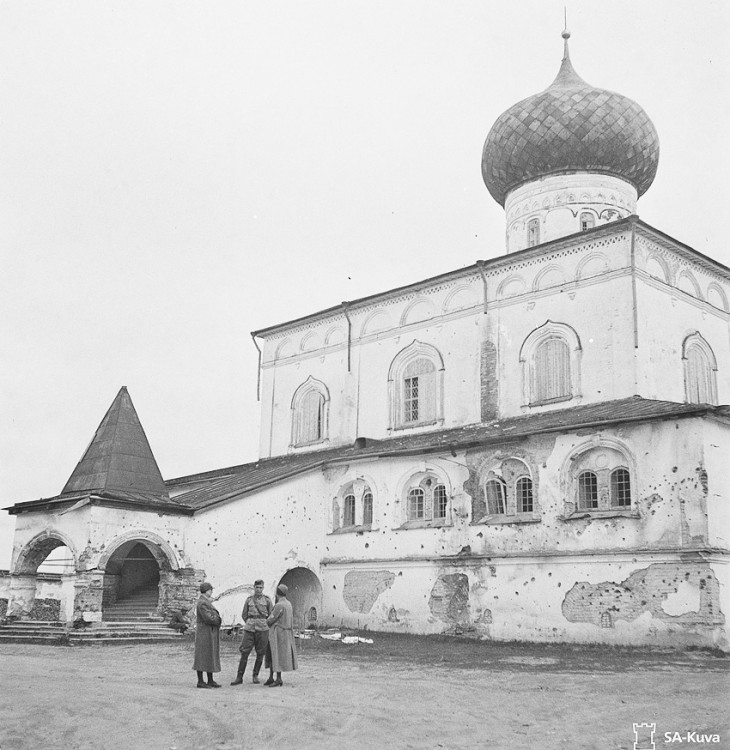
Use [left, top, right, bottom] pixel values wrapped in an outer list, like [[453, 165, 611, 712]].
[[402, 358, 436, 424], [610, 468, 631, 507], [685, 345, 716, 404], [533, 337, 571, 402], [485, 478, 507, 514], [433, 484, 448, 519], [404, 376, 419, 422], [343, 494, 356, 527], [407, 487, 425, 520], [363, 492, 373, 525], [578, 471, 598, 509], [516, 476, 533, 513], [580, 212, 595, 231], [527, 218, 540, 247]]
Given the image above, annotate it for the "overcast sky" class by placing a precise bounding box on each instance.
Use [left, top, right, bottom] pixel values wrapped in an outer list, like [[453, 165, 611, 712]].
[[1, 1, 728, 569]]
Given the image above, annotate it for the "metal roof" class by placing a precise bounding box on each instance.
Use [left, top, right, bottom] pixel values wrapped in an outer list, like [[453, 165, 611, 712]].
[[60, 386, 170, 500], [166, 398, 723, 512]]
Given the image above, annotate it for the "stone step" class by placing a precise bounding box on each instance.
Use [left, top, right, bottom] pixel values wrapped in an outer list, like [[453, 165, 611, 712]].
[[0, 633, 65, 644], [4, 623, 66, 631], [71, 630, 182, 639], [68, 635, 183, 645], [102, 616, 165, 623]]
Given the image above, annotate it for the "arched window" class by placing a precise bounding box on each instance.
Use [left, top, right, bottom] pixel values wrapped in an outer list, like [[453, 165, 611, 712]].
[[527, 218, 540, 247], [401, 472, 451, 526], [291, 377, 330, 447], [578, 471, 598, 509], [567, 444, 635, 513], [403, 358, 436, 424], [388, 341, 445, 430], [520, 321, 581, 407], [610, 468, 631, 508], [363, 492, 373, 526], [580, 212, 595, 231], [534, 337, 571, 402], [683, 334, 718, 405], [485, 478, 506, 515], [433, 484, 448, 519], [480, 457, 536, 520], [516, 477, 533, 513], [407, 487, 425, 520], [333, 481, 375, 531], [343, 494, 356, 527]]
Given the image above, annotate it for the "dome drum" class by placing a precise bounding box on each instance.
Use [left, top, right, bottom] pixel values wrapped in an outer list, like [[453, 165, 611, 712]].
[[504, 173, 637, 252]]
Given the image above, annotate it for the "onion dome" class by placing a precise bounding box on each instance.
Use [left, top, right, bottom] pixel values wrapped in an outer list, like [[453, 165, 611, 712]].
[[482, 31, 660, 207]]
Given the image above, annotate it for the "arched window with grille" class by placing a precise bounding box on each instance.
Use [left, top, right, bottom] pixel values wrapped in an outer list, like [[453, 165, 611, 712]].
[[433, 484, 448, 519], [401, 471, 451, 526], [291, 377, 330, 447], [580, 211, 595, 231], [407, 487, 425, 520], [610, 468, 631, 507], [388, 341, 445, 430], [578, 471, 598, 509], [516, 477, 533, 513], [527, 218, 540, 247], [683, 333, 718, 405], [403, 358, 436, 424], [520, 321, 581, 407], [566, 443, 635, 514]]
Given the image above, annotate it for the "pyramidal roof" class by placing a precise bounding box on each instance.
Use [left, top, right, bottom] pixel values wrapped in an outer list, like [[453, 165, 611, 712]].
[[61, 387, 169, 500]]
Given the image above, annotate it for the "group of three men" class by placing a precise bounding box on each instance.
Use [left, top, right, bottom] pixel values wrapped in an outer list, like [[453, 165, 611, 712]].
[[192, 578, 298, 689]]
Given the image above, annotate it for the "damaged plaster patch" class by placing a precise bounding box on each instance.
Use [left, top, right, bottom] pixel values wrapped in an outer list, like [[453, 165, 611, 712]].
[[428, 573, 470, 624], [343, 570, 395, 613], [661, 580, 701, 617], [562, 562, 724, 628]]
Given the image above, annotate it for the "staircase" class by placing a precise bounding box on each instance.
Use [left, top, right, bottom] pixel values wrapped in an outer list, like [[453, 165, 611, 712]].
[[0, 620, 67, 645], [0, 584, 188, 645], [103, 583, 162, 622]]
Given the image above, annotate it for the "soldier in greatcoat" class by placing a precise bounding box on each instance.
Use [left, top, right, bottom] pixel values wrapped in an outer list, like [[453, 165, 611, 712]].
[[264, 584, 298, 687], [193, 581, 222, 688]]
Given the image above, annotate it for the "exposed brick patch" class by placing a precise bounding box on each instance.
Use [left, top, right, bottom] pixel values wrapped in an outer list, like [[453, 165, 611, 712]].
[[0, 598, 7, 619], [562, 562, 724, 628], [429, 573, 470, 623], [480, 339, 498, 422], [29, 598, 61, 621], [159, 568, 206, 617], [343, 570, 395, 613]]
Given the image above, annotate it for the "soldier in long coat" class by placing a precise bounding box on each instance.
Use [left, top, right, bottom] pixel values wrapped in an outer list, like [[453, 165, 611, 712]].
[[193, 581, 222, 688], [264, 584, 298, 687]]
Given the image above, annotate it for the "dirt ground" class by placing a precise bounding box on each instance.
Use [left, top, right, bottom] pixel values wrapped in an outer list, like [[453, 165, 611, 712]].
[[0, 633, 728, 750]]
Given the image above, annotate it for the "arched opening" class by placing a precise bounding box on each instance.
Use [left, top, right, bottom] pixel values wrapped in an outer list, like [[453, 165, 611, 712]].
[[102, 540, 167, 620], [11, 534, 77, 621], [277, 567, 323, 630]]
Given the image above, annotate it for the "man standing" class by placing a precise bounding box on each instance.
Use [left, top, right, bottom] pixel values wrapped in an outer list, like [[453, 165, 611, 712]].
[[230, 579, 273, 685]]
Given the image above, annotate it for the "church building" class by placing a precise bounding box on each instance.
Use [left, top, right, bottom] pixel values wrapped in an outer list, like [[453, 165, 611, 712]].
[[3, 31, 728, 650]]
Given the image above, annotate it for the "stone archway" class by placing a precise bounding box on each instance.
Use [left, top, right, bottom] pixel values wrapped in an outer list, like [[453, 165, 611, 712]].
[[277, 567, 323, 630], [10, 531, 79, 621], [100, 537, 177, 617]]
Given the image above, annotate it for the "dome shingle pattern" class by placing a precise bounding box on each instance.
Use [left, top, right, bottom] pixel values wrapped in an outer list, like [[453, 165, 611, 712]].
[[482, 42, 660, 206]]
